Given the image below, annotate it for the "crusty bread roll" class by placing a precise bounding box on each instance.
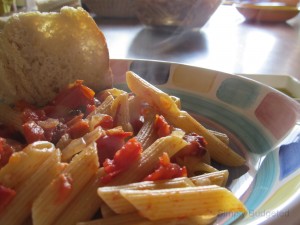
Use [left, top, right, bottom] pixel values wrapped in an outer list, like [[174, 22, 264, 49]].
[[0, 7, 112, 106]]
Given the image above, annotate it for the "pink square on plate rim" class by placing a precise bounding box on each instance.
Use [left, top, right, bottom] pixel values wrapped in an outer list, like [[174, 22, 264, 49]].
[[255, 92, 298, 140]]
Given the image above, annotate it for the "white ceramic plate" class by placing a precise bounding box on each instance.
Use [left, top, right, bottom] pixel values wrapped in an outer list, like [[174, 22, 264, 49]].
[[110, 59, 300, 225]]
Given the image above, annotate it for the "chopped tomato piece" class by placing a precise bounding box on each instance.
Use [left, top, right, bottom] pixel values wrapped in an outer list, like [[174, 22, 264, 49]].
[[42, 122, 68, 144], [51, 80, 95, 110], [22, 108, 46, 123], [175, 133, 207, 159], [101, 138, 142, 184], [96, 127, 132, 164], [143, 152, 187, 181], [0, 185, 16, 212], [0, 138, 23, 168], [154, 115, 171, 137], [85, 104, 96, 117], [68, 119, 90, 139], [94, 115, 114, 130], [22, 121, 46, 143], [55, 174, 73, 204], [0, 138, 14, 168], [43, 81, 95, 120], [66, 114, 84, 127], [43, 105, 69, 120]]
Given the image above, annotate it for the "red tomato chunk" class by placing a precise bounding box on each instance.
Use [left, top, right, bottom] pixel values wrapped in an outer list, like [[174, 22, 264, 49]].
[[144, 152, 187, 181], [55, 173, 73, 204], [0, 185, 16, 213], [101, 138, 142, 184], [96, 127, 132, 164], [22, 121, 46, 143], [175, 133, 208, 159], [154, 115, 171, 138]]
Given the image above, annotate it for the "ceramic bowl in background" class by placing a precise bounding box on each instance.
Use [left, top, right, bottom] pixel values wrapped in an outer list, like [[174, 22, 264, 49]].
[[234, 2, 300, 23], [134, 0, 222, 30], [82, 0, 136, 18]]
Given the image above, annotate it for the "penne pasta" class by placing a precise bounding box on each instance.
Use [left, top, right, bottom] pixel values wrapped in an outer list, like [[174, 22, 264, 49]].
[[61, 126, 103, 162], [88, 113, 109, 131], [101, 203, 117, 218], [98, 177, 195, 214], [128, 95, 143, 132], [32, 143, 99, 225], [111, 93, 133, 132], [126, 71, 245, 167], [54, 169, 105, 225], [135, 113, 157, 149], [120, 186, 247, 221], [207, 129, 229, 145], [190, 170, 229, 187], [86, 95, 114, 119], [178, 156, 219, 175], [0, 147, 62, 225], [61, 137, 86, 161], [0, 141, 56, 188], [170, 95, 181, 109], [100, 88, 127, 99], [126, 71, 181, 117]]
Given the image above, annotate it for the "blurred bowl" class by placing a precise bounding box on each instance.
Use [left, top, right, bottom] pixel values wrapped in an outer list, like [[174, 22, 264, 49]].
[[82, 0, 137, 18], [234, 2, 300, 23], [134, 0, 222, 30]]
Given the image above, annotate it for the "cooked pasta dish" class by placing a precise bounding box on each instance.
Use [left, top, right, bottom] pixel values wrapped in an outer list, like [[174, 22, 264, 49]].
[[0, 71, 247, 225]]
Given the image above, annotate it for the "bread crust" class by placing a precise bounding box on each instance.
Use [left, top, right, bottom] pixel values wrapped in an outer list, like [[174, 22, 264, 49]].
[[0, 7, 112, 105]]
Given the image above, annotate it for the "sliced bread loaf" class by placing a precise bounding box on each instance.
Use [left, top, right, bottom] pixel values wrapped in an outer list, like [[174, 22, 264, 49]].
[[0, 7, 112, 105]]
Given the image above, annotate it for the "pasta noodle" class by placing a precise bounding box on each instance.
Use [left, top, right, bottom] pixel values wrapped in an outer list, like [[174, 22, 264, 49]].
[[190, 170, 229, 187], [101, 203, 117, 218], [54, 169, 105, 225], [61, 126, 103, 162], [98, 177, 195, 214], [135, 113, 157, 149], [120, 186, 247, 220], [32, 143, 99, 225], [110, 93, 133, 132], [86, 95, 114, 119], [0, 142, 56, 187], [0, 142, 61, 225]]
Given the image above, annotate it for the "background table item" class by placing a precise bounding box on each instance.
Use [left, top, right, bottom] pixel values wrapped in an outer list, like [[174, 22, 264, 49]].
[[95, 5, 300, 80]]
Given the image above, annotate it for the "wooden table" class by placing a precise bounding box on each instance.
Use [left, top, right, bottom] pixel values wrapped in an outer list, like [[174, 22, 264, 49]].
[[95, 5, 300, 80]]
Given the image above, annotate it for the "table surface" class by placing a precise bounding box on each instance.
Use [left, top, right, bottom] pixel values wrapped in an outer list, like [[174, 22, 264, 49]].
[[95, 5, 300, 80]]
